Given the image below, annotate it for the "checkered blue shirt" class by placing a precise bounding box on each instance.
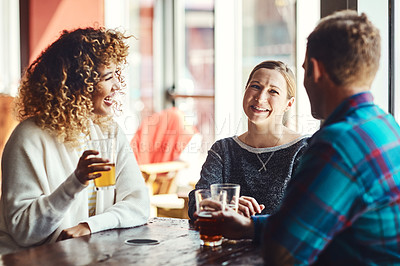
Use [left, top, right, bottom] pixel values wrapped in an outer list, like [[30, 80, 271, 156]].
[[253, 92, 400, 265]]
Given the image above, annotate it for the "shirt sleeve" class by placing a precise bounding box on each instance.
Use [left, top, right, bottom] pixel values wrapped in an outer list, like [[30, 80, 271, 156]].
[[262, 138, 363, 265], [188, 141, 225, 220], [1, 123, 87, 247], [251, 215, 269, 245]]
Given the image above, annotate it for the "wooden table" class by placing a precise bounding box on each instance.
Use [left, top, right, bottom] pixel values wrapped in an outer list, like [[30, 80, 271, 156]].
[[0, 217, 263, 265]]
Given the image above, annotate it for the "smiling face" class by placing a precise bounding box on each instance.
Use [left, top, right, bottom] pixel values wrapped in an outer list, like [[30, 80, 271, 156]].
[[92, 63, 120, 116], [243, 68, 294, 126]]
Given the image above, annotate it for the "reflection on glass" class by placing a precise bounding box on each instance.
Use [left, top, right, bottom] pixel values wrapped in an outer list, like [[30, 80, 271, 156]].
[[138, 0, 154, 117], [176, 0, 215, 153], [124, 0, 155, 133], [243, 0, 296, 71], [243, 0, 296, 128]]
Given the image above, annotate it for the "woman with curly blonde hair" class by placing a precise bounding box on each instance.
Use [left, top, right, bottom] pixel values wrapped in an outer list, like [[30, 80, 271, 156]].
[[0, 27, 149, 254]]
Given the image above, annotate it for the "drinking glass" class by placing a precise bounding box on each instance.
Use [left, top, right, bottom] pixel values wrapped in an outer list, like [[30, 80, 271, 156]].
[[87, 136, 116, 190], [195, 189, 226, 247], [210, 183, 240, 212]]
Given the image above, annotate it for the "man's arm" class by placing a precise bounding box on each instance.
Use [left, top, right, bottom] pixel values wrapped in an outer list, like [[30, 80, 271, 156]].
[[261, 140, 361, 265], [211, 209, 255, 239]]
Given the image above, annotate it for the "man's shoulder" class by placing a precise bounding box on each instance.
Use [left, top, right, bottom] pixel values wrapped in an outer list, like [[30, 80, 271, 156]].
[[312, 110, 400, 163], [321, 105, 398, 139], [315, 121, 353, 144]]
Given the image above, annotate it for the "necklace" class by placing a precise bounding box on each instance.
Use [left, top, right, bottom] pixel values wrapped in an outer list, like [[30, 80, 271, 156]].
[[254, 133, 283, 172], [256, 152, 275, 172]]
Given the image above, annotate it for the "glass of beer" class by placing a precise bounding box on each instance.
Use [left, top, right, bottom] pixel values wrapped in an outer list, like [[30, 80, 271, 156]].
[[210, 183, 240, 212], [87, 136, 116, 190], [195, 189, 226, 247]]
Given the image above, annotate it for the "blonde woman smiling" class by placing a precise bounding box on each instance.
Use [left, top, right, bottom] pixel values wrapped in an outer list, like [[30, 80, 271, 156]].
[[188, 61, 309, 219]]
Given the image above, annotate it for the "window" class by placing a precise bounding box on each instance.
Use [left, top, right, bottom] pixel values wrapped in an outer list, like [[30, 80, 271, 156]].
[[242, 0, 297, 129], [0, 0, 20, 96]]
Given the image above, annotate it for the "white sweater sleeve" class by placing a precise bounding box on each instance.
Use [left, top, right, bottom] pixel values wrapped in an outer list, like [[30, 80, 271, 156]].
[[81, 124, 150, 233], [0, 120, 150, 250], [1, 120, 87, 247]]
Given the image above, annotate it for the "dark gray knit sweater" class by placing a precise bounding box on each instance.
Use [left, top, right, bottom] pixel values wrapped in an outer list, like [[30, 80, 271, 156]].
[[188, 135, 309, 220]]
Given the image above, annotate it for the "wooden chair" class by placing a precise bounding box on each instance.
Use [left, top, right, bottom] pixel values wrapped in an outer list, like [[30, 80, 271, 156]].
[[139, 161, 190, 219], [140, 161, 188, 195], [131, 108, 199, 219]]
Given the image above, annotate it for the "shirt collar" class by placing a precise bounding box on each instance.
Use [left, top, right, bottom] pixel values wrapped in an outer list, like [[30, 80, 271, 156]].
[[322, 92, 374, 127]]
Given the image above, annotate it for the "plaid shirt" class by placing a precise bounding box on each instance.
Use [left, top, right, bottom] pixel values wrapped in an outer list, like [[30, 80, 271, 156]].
[[253, 92, 400, 265]]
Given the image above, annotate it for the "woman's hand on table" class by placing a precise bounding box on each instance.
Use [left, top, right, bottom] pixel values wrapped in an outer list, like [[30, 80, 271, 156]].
[[74, 150, 110, 186], [57, 223, 91, 241], [238, 196, 265, 218]]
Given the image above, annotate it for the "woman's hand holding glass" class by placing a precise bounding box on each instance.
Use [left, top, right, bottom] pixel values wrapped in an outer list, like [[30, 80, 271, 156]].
[[74, 150, 111, 186], [238, 196, 265, 218], [200, 195, 264, 217]]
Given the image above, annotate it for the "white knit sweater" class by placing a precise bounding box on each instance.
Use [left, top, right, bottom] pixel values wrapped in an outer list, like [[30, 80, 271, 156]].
[[0, 118, 150, 254]]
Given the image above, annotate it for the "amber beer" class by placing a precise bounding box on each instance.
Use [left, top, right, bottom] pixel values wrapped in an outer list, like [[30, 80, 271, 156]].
[[93, 163, 116, 188], [88, 134, 117, 189], [197, 211, 222, 246], [195, 188, 226, 246]]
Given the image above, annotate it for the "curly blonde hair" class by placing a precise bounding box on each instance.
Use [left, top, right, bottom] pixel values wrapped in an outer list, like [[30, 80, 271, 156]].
[[15, 27, 130, 146]]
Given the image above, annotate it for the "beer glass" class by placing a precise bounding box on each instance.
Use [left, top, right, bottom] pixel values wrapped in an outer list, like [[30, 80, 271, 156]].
[[195, 189, 226, 247], [87, 136, 116, 189], [210, 183, 240, 212]]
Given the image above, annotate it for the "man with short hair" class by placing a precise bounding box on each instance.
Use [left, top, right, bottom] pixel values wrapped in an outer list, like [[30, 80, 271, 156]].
[[210, 10, 400, 265]]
